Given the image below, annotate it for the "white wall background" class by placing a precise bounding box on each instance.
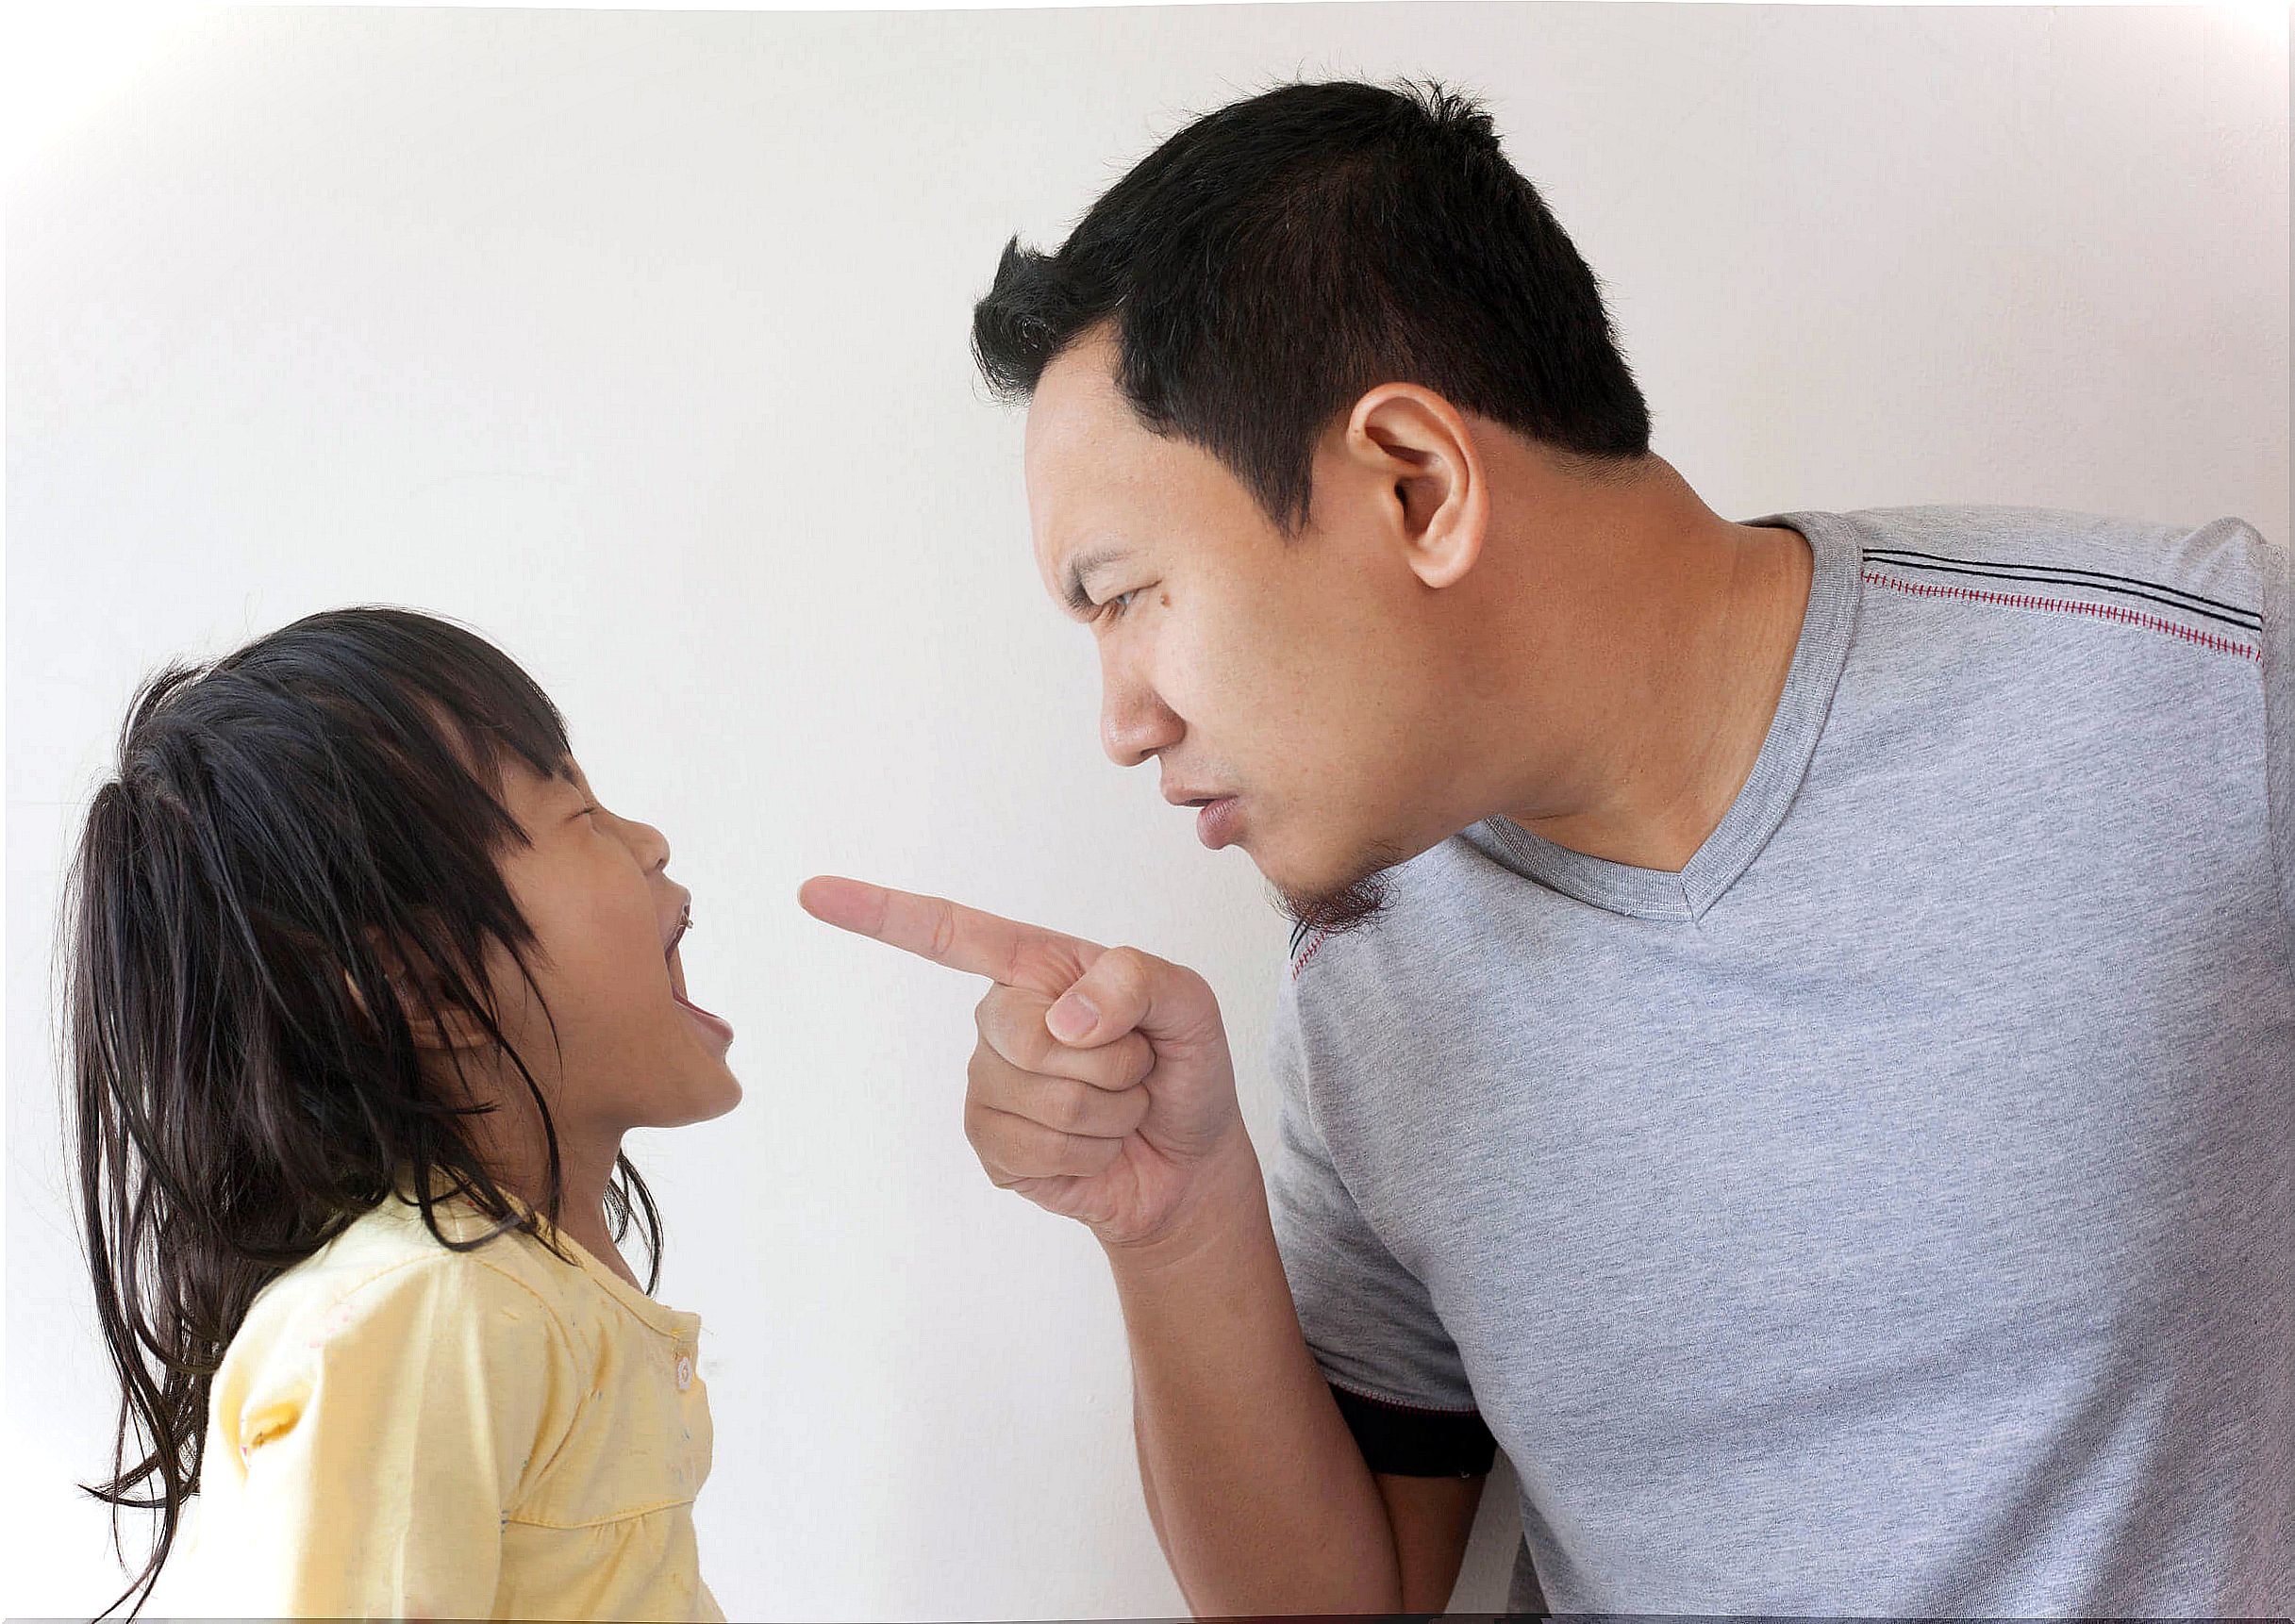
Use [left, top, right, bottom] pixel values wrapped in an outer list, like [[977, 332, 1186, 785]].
[[8, 3, 2286, 1616]]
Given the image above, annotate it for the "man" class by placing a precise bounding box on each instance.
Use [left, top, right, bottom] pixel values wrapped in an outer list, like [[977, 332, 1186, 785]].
[[802, 78, 2292, 1614]]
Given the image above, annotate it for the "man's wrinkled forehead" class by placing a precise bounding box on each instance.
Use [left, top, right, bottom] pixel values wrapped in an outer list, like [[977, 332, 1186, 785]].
[[1023, 336, 1151, 605]]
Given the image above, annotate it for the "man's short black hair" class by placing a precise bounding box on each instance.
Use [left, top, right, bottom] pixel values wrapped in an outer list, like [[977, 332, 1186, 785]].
[[972, 77, 1653, 532]]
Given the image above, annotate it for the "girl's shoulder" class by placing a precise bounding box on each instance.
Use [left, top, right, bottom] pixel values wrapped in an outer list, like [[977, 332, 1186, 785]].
[[200, 1191, 607, 1540], [230, 1188, 593, 1374], [231, 1180, 693, 1375]]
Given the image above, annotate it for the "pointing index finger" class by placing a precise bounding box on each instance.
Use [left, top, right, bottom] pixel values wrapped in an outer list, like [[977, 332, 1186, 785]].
[[797, 875, 1100, 993]]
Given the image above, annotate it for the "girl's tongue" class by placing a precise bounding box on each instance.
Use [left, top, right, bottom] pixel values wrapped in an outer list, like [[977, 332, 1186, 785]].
[[668, 951, 734, 1042]]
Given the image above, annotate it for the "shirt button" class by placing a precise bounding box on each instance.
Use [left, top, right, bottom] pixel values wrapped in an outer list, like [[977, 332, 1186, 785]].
[[675, 1352, 693, 1390]]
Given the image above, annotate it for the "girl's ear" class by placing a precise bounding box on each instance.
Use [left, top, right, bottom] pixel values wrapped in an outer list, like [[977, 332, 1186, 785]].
[[343, 928, 495, 1052]]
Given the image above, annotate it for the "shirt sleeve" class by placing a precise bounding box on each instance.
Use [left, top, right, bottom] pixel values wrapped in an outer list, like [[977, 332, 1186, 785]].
[[1263, 963, 1497, 1479], [201, 1250, 580, 1617]]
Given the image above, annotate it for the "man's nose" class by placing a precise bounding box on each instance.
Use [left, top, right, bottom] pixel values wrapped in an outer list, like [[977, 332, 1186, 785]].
[[1099, 659, 1181, 768]]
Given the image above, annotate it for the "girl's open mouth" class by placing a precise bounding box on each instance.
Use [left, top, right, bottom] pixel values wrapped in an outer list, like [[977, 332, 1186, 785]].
[[665, 908, 734, 1046]]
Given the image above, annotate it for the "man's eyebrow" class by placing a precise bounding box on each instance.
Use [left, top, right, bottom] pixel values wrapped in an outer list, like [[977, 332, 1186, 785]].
[[1059, 544, 1131, 616]]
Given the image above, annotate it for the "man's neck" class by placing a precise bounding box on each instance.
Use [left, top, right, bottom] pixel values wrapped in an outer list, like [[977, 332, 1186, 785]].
[[1488, 461, 1815, 873]]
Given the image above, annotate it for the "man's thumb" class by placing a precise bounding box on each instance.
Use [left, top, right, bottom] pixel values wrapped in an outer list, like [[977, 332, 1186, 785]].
[[1040, 945, 1225, 1056], [1046, 989, 1097, 1042]]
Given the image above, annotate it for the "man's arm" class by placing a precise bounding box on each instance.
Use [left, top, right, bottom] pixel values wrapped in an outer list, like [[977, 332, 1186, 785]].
[[1107, 1137, 1416, 1615], [1135, 1385, 1487, 1615], [793, 879, 1484, 1610], [1375, 1471, 1488, 1612]]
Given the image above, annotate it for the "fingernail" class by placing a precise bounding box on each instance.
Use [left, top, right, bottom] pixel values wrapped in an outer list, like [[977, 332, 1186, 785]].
[[1047, 992, 1096, 1041]]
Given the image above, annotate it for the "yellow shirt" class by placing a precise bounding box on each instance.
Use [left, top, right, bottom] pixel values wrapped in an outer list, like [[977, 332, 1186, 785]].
[[181, 1180, 723, 1621]]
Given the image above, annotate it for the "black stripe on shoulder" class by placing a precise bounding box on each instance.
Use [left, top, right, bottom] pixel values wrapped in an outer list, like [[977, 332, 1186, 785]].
[[1328, 1382, 1497, 1478], [1863, 548, 2262, 630], [1289, 918, 1312, 957]]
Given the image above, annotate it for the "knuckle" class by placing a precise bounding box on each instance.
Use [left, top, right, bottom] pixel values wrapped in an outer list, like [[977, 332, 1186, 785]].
[[1016, 1019, 1059, 1072], [978, 1017, 1023, 1070], [1042, 1080, 1091, 1133], [1089, 946, 1147, 1008], [1083, 1046, 1131, 1095], [971, 1055, 1021, 1116]]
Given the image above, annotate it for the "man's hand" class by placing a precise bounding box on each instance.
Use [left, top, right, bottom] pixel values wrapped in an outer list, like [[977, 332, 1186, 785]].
[[797, 875, 1248, 1250]]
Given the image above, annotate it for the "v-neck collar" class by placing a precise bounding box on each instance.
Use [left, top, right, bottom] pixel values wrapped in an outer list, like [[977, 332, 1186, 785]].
[[1464, 509, 1862, 921]]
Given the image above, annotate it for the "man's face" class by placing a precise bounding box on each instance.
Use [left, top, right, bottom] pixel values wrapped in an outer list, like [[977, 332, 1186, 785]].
[[1022, 332, 1466, 937]]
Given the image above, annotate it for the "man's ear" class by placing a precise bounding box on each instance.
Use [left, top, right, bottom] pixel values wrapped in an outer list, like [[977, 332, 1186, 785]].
[[341, 928, 494, 1052], [1340, 384, 1489, 590]]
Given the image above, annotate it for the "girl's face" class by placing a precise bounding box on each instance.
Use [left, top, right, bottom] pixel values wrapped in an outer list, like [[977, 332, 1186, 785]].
[[425, 752, 742, 1140]]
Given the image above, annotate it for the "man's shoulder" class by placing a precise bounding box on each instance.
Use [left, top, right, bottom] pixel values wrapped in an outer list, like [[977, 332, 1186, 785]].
[[1838, 502, 2272, 639]]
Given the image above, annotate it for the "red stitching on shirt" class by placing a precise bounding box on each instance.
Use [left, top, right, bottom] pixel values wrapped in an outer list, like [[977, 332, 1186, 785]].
[[1862, 570, 2262, 661], [1290, 926, 1333, 980]]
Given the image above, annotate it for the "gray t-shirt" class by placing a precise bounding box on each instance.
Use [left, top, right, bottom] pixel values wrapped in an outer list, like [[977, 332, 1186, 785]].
[[1264, 504, 2293, 1614]]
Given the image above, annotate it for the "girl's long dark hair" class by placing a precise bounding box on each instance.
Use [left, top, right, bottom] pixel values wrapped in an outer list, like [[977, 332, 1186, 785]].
[[58, 605, 664, 1620]]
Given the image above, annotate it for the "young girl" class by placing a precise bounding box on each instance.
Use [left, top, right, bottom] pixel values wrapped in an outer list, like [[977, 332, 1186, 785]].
[[60, 605, 741, 1621]]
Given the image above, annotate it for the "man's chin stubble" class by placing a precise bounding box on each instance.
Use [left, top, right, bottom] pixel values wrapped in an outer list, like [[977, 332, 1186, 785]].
[[1265, 841, 1408, 942]]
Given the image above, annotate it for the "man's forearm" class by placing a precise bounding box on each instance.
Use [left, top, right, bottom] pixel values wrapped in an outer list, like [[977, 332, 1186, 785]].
[[1105, 1140, 1402, 1615]]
